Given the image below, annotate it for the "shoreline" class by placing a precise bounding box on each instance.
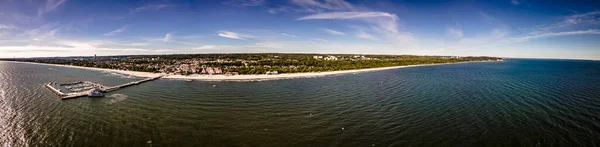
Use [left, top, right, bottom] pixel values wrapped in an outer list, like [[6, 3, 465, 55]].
[[3, 60, 500, 81]]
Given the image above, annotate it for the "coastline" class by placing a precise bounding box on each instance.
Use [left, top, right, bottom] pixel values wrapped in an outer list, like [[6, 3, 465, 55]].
[[3, 60, 500, 81]]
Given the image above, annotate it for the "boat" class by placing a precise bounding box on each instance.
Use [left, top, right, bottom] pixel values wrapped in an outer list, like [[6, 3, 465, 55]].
[[185, 79, 193, 82], [88, 89, 105, 98]]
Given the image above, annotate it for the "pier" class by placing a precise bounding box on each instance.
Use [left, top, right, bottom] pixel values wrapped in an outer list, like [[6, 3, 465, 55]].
[[45, 76, 162, 100]]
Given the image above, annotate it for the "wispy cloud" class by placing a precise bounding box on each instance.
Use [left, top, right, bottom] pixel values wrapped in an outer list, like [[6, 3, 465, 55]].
[[181, 35, 205, 39], [218, 31, 253, 40], [196, 45, 235, 50], [525, 11, 600, 34], [446, 27, 463, 38], [164, 33, 172, 42], [133, 4, 172, 12], [298, 12, 396, 20], [323, 29, 346, 35], [511, 30, 600, 42], [291, 0, 355, 12], [196, 41, 283, 50], [21, 22, 62, 41], [127, 43, 148, 46], [311, 38, 329, 43], [445, 10, 600, 52], [299, 11, 414, 43], [37, 0, 68, 17], [0, 24, 15, 29], [510, 0, 520, 5], [267, 6, 290, 14], [0, 37, 173, 57], [223, 0, 265, 7], [355, 30, 376, 40], [281, 33, 297, 38], [479, 11, 496, 23], [142, 34, 199, 45], [103, 25, 129, 36]]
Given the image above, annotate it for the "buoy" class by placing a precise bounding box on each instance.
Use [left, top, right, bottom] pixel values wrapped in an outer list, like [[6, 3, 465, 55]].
[[212, 85, 216, 87], [342, 127, 344, 130]]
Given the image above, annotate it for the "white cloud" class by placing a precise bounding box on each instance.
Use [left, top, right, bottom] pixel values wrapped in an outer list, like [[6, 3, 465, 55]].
[[164, 33, 172, 42], [224, 0, 265, 7], [128, 43, 147, 46], [19, 23, 62, 41], [290, 0, 355, 12], [195, 41, 282, 50], [355, 30, 376, 40], [281, 33, 297, 37], [511, 30, 600, 42], [479, 11, 496, 23], [0, 24, 15, 29], [298, 12, 397, 20], [510, 0, 520, 5], [446, 27, 463, 38], [103, 25, 129, 36], [313, 38, 329, 42], [38, 0, 68, 17], [323, 28, 346, 35], [0, 39, 173, 58], [299, 11, 414, 44], [527, 11, 600, 34], [133, 4, 172, 12], [564, 11, 600, 25], [181, 35, 204, 39], [196, 45, 235, 50], [218, 31, 253, 40], [267, 6, 292, 14]]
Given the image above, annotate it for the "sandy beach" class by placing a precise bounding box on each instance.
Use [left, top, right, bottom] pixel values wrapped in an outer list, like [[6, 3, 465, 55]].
[[5, 60, 499, 81]]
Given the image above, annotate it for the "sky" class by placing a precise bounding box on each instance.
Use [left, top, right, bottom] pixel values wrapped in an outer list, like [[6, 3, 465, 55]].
[[0, 0, 599, 60]]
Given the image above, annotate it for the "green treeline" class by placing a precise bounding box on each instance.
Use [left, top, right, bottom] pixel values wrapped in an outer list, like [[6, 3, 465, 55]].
[[1, 54, 501, 75]]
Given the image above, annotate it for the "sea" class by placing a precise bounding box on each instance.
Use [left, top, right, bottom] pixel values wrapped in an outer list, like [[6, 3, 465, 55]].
[[0, 59, 599, 146]]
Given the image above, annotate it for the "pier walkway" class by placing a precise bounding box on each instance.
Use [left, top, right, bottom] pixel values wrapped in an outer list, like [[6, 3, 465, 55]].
[[45, 76, 162, 100]]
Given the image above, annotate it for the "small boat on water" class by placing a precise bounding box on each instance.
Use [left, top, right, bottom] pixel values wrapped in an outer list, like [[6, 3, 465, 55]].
[[88, 89, 105, 98], [185, 79, 193, 82]]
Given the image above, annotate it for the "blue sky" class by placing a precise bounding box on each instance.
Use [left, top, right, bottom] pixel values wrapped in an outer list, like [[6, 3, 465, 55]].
[[0, 0, 599, 59]]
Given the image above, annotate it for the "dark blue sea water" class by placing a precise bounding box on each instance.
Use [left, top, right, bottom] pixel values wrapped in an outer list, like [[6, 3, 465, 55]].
[[1, 59, 599, 146]]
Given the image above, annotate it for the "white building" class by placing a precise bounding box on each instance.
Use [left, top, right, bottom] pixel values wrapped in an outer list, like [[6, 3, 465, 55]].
[[266, 71, 279, 75], [324, 56, 338, 60]]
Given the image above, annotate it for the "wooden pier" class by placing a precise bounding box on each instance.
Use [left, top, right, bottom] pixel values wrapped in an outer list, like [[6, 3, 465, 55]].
[[45, 76, 162, 100]]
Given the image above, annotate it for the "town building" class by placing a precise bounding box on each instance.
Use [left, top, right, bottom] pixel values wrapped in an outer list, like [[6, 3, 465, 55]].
[[214, 67, 223, 74], [324, 56, 338, 60]]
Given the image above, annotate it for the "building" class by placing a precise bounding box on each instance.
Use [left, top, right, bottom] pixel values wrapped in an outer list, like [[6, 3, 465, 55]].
[[266, 71, 279, 75], [313, 56, 323, 60], [205, 67, 214, 74], [324, 56, 338, 60], [214, 67, 223, 74]]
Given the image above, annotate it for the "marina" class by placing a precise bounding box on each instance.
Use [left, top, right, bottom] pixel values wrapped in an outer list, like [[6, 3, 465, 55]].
[[44, 76, 162, 100]]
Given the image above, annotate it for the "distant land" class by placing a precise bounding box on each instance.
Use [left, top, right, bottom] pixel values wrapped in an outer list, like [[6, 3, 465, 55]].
[[0, 53, 503, 81]]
